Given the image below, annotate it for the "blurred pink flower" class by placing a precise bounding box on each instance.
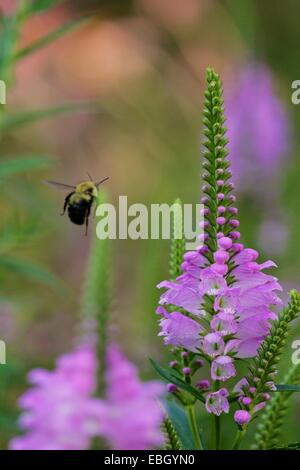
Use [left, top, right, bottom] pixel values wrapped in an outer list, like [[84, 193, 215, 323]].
[[56, 19, 157, 95], [226, 63, 290, 192], [0, 0, 17, 15], [95, 343, 164, 450], [258, 218, 289, 256], [138, 0, 206, 28], [10, 345, 102, 450], [10, 343, 164, 450]]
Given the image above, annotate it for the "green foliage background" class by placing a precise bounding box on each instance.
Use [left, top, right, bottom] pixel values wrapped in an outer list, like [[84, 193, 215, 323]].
[[1, 0, 300, 449]]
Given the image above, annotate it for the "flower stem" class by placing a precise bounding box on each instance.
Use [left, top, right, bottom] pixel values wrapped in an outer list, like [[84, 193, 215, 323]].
[[212, 380, 221, 450], [232, 428, 246, 450], [214, 415, 221, 450], [187, 405, 203, 450]]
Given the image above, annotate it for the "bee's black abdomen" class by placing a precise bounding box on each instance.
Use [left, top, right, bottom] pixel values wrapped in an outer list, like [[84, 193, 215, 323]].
[[68, 201, 89, 225]]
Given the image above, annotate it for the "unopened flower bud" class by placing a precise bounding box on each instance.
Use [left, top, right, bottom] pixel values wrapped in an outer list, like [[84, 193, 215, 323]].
[[241, 397, 252, 406], [169, 361, 178, 369], [196, 380, 210, 390], [167, 383, 178, 393], [218, 237, 232, 250], [234, 410, 251, 426], [217, 217, 226, 226]]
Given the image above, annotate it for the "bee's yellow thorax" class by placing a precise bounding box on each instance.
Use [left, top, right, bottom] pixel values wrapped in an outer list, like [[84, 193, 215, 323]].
[[71, 181, 98, 203]]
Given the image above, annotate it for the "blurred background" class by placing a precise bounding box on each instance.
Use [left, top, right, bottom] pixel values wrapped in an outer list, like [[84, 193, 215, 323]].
[[1, 0, 300, 448]]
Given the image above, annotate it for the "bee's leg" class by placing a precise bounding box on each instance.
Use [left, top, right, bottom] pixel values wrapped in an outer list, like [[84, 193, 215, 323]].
[[61, 192, 73, 216], [85, 205, 91, 236], [93, 203, 97, 219]]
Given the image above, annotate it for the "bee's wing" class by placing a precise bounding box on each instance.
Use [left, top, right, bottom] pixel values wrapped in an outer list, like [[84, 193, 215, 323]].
[[43, 180, 76, 191]]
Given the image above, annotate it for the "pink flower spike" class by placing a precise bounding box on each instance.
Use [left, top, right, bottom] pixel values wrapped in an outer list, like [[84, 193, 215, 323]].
[[97, 344, 164, 450], [10, 345, 101, 450]]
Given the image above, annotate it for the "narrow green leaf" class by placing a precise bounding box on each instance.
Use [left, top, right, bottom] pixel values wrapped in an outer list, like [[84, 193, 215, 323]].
[[0, 218, 42, 254], [0, 155, 52, 179], [0, 103, 102, 131], [14, 17, 91, 61], [0, 14, 21, 82], [163, 399, 194, 450], [149, 358, 205, 403], [26, 0, 61, 15], [269, 442, 300, 450], [274, 384, 300, 392], [0, 255, 63, 291]]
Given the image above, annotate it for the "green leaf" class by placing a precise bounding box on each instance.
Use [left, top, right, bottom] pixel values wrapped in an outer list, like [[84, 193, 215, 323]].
[[274, 384, 300, 392], [0, 15, 19, 79], [0, 155, 52, 179], [0, 255, 63, 291], [149, 358, 205, 403], [163, 399, 195, 450], [252, 362, 300, 450], [0, 103, 102, 131], [14, 17, 91, 61], [269, 442, 300, 450], [0, 218, 43, 254], [26, 0, 61, 15]]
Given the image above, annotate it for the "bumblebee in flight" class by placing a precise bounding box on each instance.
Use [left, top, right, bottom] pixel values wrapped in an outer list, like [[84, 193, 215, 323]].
[[44, 175, 109, 235]]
